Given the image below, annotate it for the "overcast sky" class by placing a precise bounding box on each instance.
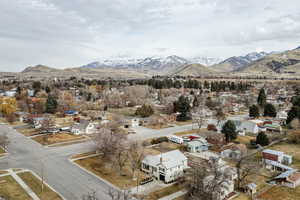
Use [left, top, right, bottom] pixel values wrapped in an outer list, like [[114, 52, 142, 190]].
[[1, 0, 300, 72]]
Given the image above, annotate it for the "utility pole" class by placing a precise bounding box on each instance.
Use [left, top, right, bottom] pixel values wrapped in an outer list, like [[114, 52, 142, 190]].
[[41, 159, 44, 193]]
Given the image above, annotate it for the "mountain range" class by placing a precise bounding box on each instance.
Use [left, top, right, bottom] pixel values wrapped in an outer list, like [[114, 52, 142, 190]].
[[18, 46, 300, 78]]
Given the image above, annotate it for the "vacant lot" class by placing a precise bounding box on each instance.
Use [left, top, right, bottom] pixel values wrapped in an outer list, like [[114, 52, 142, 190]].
[[18, 172, 63, 200], [258, 185, 300, 200], [0, 175, 31, 200], [32, 133, 86, 145], [75, 155, 148, 189]]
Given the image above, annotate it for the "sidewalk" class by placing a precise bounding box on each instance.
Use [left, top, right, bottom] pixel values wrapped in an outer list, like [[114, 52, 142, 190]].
[[158, 190, 187, 200], [8, 169, 40, 200]]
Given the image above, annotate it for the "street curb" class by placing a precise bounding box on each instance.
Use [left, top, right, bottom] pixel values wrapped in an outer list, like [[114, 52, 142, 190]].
[[21, 169, 67, 200], [68, 158, 121, 192]]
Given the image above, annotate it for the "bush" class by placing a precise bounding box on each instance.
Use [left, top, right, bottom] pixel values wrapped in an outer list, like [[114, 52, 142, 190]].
[[151, 137, 168, 145], [135, 104, 154, 118], [256, 132, 269, 146]]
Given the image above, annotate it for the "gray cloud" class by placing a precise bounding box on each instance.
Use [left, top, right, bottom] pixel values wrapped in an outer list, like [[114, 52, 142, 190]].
[[0, 0, 299, 71]]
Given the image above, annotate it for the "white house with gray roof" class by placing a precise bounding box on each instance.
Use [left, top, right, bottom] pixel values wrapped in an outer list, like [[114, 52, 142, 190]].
[[141, 150, 188, 183], [71, 120, 97, 135]]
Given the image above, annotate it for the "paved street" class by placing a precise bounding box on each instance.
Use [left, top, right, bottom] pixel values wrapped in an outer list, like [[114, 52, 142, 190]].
[[0, 114, 247, 199], [0, 122, 200, 200]]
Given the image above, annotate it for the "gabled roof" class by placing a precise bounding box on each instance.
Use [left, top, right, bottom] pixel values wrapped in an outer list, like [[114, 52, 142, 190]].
[[263, 149, 284, 156], [273, 170, 297, 180], [143, 150, 187, 169], [265, 160, 293, 171]]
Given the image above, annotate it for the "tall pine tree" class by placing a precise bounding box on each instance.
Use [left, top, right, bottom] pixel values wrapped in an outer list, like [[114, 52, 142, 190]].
[[257, 88, 267, 107]]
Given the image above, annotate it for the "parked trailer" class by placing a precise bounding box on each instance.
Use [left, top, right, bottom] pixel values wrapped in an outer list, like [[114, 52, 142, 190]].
[[168, 135, 184, 144]]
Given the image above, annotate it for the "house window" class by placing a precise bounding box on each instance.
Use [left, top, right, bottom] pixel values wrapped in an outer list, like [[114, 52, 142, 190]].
[[143, 163, 150, 170]]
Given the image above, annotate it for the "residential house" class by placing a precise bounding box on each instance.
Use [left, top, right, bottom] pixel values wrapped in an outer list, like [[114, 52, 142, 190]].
[[218, 120, 265, 135], [186, 138, 209, 153], [271, 170, 300, 188], [64, 110, 78, 116], [262, 149, 293, 171], [141, 150, 188, 183], [245, 183, 257, 195], [71, 120, 97, 135], [220, 144, 247, 160], [205, 132, 226, 147]]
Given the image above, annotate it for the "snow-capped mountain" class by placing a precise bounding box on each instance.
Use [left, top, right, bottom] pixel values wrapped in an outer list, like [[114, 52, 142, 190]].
[[81, 55, 190, 73], [80, 55, 223, 74], [189, 56, 224, 66], [212, 52, 271, 72]]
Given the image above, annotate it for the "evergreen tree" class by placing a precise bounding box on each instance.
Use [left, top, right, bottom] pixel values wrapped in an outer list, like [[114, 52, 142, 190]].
[[45, 86, 51, 94], [193, 96, 199, 107], [45, 95, 58, 114], [135, 104, 154, 118], [174, 96, 191, 121], [221, 120, 237, 142], [263, 103, 277, 117], [287, 106, 300, 125], [249, 105, 260, 118], [256, 132, 269, 146], [257, 88, 267, 107]]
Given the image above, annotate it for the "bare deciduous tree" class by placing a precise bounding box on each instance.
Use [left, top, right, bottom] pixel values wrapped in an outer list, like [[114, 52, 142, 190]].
[[185, 158, 233, 200], [128, 142, 145, 179], [107, 188, 133, 200], [236, 155, 259, 190], [40, 116, 55, 133], [93, 128, 127, 161]]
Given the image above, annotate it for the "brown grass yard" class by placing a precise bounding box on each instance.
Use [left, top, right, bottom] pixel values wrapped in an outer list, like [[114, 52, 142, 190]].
[[150, 142, 182, 153], [0, 147, 6, 155], [74, 155, 148, 189], [108, 107, 136, 117], [18, 172, 62, 200], [145, 124, 172, 130], [174, 129, 203, 136], [174, 120, 193, 126], [146, 183, 184, 200], [233, 193, 251, 200], [18, 128, 39, 136], [32, 133, 85, 145], [0, 175, 31, 200], [234, 135, 255, 145], [71, 151, 97, 160], [258, 185, 300, 200]]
